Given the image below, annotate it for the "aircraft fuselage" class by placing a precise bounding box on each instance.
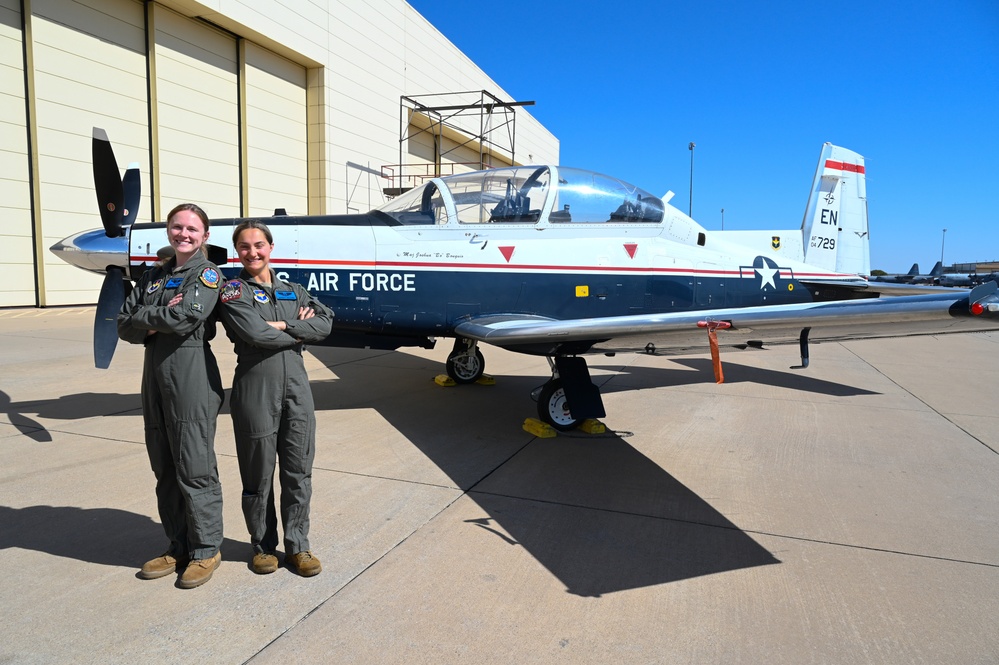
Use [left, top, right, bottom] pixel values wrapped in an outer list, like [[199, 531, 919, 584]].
[[124, 212, 858, 351]]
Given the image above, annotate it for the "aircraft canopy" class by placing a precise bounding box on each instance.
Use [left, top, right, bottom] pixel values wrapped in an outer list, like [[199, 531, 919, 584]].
[[376, 166, 665, 226]]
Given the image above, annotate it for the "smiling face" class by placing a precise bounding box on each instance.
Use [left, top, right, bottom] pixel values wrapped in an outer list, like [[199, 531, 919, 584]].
[[235, 227, 274, 281], [167, 210, 209, 264]]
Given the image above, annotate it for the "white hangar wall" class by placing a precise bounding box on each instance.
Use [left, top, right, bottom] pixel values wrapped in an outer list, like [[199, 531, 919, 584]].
[[0, 0, 33, 306], [2, 0, 559, 306]]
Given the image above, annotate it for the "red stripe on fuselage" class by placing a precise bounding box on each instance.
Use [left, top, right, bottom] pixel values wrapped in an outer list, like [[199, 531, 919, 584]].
[[129, 256, 854, 280]]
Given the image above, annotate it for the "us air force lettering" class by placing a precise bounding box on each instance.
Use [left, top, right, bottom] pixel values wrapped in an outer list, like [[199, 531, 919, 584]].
[[301, 272, 417, 293], [52, 131, 999, 430]]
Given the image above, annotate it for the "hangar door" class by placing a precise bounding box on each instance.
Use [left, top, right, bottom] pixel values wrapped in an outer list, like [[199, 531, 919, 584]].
[[244, 42, 307, 218], [0, 0, 32, 306], [152, 5, 240, 221], [30, 0, 148, 306]]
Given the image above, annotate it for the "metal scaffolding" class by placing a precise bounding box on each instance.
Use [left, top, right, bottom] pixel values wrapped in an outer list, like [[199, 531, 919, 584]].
[[383, 90, 534, 196]]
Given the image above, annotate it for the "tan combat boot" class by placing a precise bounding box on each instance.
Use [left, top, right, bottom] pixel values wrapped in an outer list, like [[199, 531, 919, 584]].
[[178, 551, 221, 589], [252, 552, 279, 575], [139, 552, 188, 580], [286, 551, 322, 577]]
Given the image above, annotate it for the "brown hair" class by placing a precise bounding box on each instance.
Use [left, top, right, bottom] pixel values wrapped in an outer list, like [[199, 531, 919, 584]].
[[166, 203, 211, 256], [232, 219, 274, 246], [167, 203, 210, 230]]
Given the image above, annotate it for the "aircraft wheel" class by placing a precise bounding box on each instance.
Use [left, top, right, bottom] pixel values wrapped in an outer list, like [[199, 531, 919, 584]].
[[537, 378, 579, 432], [446, 347, 485, 384]]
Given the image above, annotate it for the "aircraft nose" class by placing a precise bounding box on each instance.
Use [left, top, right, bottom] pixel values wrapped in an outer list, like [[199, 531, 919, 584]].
[[50, 228, 129, 275]]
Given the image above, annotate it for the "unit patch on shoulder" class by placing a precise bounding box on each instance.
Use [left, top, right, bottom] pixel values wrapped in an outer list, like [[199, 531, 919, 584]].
[[220, 280, 242, 303], [199, 267, 220, 288], [253, 289, 269, 303], [274, 290, 297, 301], [146, 278, 163, 295]]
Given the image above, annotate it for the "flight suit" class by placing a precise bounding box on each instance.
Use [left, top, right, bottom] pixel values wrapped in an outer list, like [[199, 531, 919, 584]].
[[117, 252, 225, 561], [218, 270, 333, 556]]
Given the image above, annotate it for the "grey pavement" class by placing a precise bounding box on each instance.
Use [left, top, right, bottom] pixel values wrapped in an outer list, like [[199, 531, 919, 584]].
[[1, 306, 997, 664]]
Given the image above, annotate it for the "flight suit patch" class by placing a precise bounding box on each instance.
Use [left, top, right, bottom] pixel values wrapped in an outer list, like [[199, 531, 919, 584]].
[[275, 290, 297, 300], [220, 280, 242, 303], [147, 278, 163, 294], [165, 277, 183, 289], [199, 267, 220, 288], [191, 302, 203, 312], [253, 289, 269, 303]]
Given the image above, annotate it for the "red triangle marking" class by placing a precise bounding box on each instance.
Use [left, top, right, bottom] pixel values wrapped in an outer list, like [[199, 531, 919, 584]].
[[499, 246, 515, 262], [624, 243, 638, 259]]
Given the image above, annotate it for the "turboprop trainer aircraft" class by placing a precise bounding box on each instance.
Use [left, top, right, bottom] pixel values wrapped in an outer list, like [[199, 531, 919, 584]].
[[52, 130, 999, 430]]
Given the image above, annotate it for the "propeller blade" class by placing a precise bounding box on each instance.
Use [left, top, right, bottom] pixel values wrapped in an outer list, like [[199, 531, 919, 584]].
[[121, 163, 141, 227], [93, 127, 124, 238], [94, 266, 126, 369]]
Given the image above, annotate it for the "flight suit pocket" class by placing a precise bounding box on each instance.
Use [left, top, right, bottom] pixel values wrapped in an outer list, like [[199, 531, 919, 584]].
[[174, 420, 216, 488]]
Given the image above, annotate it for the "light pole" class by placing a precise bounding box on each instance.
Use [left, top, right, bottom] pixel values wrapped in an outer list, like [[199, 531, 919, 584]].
[[941, 228, 947, 266], [688, 142, 695, 218], [721, 208, 725, 230]]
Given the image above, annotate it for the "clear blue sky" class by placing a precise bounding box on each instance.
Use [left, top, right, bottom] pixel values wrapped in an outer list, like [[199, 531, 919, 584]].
[[408, 0, 998, 273]]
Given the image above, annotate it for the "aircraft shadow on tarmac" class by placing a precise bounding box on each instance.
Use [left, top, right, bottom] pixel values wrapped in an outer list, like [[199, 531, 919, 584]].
[[2, 346, 881, 594], [307, 348, 783, 596], [0, 390, 53, 443], [0, 389, 144, 443], [0, 504, 245, 572], [0, 389, 243, 444], [592, 357, 881, 397]]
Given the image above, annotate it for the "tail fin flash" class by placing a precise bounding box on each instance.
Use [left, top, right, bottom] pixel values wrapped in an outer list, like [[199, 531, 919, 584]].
[[801, 143, 869, 275]]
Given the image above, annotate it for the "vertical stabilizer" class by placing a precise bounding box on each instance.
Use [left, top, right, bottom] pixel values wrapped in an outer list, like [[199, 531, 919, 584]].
[[801, 144, 869, 275]]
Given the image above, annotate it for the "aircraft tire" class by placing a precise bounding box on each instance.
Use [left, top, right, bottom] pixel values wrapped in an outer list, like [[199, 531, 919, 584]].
[[537, 379, 579, 432], [445, 348, 485, 384]]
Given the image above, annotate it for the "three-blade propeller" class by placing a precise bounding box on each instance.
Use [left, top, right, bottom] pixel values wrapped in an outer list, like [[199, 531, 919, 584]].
[[91, 128, 138, 369]]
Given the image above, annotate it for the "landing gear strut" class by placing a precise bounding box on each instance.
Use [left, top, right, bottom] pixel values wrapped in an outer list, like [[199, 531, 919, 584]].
[[446, 338, 485, 384]]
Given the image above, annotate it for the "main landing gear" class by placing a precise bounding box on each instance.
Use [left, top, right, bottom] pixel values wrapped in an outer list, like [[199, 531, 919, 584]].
[[534, 356, 606, 432], [535, 372, 577, 432], [444, 339, 606, 432], [445, 338, 485, 384]]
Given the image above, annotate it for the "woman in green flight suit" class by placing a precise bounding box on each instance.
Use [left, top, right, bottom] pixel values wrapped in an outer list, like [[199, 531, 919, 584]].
[[219, 219, 333, 576], [117, 203, 225, 589]]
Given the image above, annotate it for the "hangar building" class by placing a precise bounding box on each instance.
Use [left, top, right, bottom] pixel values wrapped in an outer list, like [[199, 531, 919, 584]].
[[1, 0, 559, 307]]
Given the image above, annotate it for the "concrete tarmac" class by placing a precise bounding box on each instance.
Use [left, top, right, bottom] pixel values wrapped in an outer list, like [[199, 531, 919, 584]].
[[1, 306, 997, 664]]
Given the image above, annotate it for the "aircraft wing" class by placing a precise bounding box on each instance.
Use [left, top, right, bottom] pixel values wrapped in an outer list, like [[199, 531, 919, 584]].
[[454, 282, 999, 356]]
